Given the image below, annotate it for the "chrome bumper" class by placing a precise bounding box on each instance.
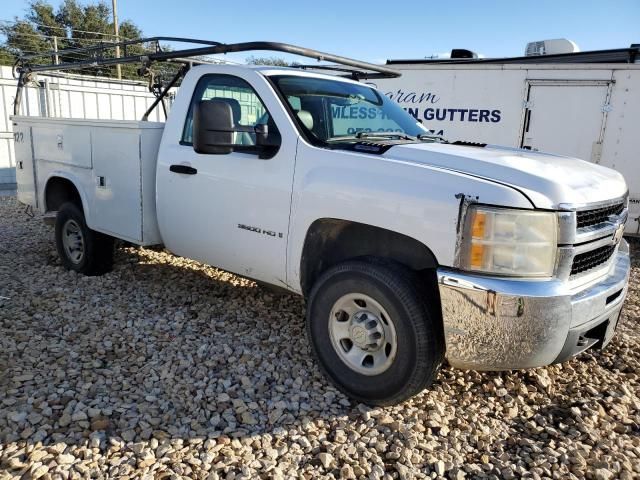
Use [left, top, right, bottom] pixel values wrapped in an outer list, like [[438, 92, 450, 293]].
[[437, 240, 630, 370]]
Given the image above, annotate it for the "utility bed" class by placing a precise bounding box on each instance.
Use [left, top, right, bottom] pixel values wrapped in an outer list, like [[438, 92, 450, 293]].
[[13, 116, 164, 245]]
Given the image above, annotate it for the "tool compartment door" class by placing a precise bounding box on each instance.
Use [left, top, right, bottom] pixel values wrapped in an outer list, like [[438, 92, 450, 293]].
[[13, 124, 37, 207], [90, 127, 143, 242]]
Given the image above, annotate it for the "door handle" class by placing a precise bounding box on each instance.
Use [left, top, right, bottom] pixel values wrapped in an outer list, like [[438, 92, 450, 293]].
[[169, 164, 197, 175]]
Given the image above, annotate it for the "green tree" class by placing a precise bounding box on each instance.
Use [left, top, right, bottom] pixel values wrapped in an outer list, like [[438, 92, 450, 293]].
[[0, 0, 155, 79], [0, 46, 13, 65], [2, 19, 53, 65], [246, 55, 294, 67]]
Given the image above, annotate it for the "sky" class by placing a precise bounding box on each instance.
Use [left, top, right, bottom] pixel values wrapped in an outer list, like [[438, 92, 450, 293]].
[[2, 0, 639, 64]]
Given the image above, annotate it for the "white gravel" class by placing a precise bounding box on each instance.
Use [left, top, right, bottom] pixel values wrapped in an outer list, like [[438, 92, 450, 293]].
[[1, 195, 639, 480]]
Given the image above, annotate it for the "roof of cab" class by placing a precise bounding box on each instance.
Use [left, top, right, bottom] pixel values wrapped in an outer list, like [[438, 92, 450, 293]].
[[249, 65, 366, 85]]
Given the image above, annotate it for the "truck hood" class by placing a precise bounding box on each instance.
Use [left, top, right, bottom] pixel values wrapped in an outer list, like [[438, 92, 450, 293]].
[[383, 143, 627, 209]]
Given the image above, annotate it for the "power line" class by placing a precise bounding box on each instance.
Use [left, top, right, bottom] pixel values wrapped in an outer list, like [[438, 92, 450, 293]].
[[3, 31, 119, 45], [0, 19, 124, 39]]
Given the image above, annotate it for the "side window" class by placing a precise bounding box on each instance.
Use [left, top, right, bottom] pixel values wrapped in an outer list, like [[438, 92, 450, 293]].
[[181, 74, 277, 147]]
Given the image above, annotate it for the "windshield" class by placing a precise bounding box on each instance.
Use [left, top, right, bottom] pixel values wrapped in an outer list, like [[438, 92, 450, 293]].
[[270, 75, 429, 143]]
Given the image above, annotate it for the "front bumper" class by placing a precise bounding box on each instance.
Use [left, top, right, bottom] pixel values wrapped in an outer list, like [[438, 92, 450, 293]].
[[437, 240, 630, 370]]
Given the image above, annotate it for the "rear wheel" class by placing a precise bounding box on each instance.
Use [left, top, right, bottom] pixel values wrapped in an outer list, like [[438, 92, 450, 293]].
[[306, 259, 444, 406], [55, 202, 114, 276]]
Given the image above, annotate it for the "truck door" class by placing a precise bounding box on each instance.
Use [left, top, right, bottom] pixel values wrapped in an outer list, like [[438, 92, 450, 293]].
[[156, 72, 296, 288], [521, 81, 612, 163]]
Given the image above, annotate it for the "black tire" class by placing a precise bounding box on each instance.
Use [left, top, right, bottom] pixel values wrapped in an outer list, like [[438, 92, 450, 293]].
[[306, 259, 444, 406], [55, 202, 114, 276]]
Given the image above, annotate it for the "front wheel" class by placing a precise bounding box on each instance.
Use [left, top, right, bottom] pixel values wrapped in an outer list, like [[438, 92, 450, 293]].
[[55, 202, 114, 276], [306, 260, 444, 406]]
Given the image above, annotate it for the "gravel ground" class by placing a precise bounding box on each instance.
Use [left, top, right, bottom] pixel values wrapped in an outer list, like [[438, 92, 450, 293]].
[[1, 195, 639, 480]]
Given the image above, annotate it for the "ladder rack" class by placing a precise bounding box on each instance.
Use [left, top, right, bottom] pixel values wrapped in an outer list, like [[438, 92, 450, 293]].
[[13, 37, 401, 117]]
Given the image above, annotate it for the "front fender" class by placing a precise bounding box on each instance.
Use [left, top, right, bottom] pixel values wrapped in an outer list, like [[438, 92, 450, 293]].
[[286, 143, 533, 292]]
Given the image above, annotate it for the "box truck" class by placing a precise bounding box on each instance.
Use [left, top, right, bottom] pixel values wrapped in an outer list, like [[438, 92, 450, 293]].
[[372, 44, 640, 233]]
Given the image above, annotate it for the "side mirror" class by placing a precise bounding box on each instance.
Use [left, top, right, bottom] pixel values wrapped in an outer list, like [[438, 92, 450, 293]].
[[193, 100, 234, 154], [254, 123, 281, 159], [255, 124, 269, 146], [193, 100, 281, 158]]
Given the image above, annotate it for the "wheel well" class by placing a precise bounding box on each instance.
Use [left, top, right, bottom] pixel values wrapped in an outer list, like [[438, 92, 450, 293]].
[[45, 177, 82, 213], [300, 219, 439, 296]]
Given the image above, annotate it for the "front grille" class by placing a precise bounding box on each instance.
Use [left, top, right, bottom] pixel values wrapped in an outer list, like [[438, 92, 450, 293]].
[[576, 203, 624, 228], [571, 245, 616, 275]]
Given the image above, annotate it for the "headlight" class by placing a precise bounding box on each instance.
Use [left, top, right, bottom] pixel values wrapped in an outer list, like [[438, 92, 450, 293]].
[[458, 205, 558, 277]]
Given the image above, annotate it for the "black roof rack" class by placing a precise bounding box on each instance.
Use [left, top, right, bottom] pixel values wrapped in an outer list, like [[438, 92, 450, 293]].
[[15, 36, 400, 78], [13, 37, 400, 116], [386, 46, 640, 65]]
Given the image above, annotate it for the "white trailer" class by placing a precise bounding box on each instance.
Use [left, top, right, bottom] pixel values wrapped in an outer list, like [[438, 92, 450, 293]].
[[372, 46, 640, 233]]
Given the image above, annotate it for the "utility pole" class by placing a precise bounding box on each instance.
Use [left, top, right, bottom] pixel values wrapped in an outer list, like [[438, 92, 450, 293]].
[[53, 36, 59, 65], [111, 0, 122, 79]]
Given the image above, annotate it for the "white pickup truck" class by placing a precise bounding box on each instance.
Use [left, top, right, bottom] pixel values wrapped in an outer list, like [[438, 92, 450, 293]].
[[13, 40, 630, 405]]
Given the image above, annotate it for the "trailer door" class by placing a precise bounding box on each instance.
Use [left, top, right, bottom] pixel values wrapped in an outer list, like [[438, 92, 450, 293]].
[[521, 81, 611, 162]]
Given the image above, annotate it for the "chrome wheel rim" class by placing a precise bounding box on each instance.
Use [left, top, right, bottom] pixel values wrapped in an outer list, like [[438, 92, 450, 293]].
[[62, 219, 85, 264], [328, 293, 398, 376]]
